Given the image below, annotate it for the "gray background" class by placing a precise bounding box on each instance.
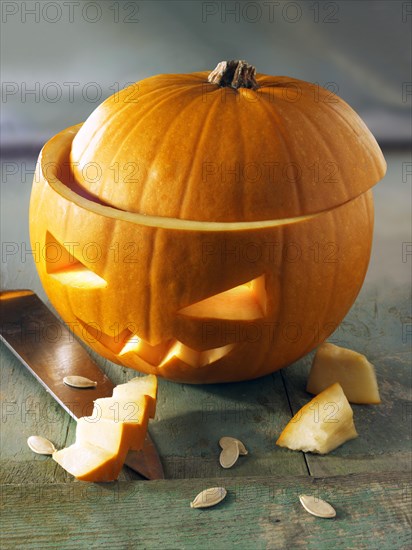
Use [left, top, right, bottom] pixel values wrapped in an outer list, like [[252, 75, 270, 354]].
[[1, 0, 411, 148], [0, 1, 411, 290]]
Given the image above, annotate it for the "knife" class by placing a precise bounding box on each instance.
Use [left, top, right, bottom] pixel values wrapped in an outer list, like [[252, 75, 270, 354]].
[[0, 289, 164, 480]]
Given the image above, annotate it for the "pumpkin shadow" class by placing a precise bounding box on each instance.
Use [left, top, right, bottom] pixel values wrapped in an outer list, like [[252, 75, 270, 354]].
[[146, 371, 297, 479], [149, 408, 284, 479], [160, 370, 285, 407]]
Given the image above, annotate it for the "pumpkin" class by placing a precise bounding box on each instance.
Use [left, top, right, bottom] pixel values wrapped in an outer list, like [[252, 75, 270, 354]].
[[29, 60, 386, 384], [53, 375, 157, 481], [276, 382, 358, 454], [306, 343, 381, 404]]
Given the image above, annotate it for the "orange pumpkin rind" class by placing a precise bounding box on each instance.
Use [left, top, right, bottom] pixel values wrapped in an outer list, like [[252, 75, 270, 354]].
[[30, 64, 386, 383]]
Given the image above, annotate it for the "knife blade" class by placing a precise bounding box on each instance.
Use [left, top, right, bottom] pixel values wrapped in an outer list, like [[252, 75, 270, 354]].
[[0, 289, 164, 480]]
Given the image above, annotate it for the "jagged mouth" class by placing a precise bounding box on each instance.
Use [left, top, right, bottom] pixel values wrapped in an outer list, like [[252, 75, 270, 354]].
[[75, 318, 236, 369]]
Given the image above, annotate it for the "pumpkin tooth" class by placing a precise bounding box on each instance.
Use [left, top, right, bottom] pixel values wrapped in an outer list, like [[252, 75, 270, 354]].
[[76, 319, 132, 355], [118, 336, 174, 366], [160, 341, 235, 368]]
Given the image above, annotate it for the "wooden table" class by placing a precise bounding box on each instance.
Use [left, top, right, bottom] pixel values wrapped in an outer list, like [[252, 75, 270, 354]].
[[1, 151, 411, 548]]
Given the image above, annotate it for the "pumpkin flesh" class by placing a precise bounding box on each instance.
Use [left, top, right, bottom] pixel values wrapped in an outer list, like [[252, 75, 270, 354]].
[[52, 375, 157, 480]]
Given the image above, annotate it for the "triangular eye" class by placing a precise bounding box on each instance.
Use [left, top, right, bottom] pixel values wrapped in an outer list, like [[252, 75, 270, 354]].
[[45, 232, 107, 289], [178, 275, 266, 320]]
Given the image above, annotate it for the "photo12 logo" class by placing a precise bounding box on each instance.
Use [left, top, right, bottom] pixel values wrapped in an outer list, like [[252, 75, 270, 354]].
[[1, 81, 140, 104], [1, 1, 140, 24], [201, 1, 340, 24]]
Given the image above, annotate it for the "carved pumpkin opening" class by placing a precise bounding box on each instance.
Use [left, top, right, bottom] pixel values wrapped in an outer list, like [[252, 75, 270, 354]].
[[178, 274, 266, 320], [75, 318, 172, 366], [160, 341, 236, 369], [75, 317, 235, 368], [118, 336, 174, 366], [76, 318, 132, 355], [45, 232, 107, 289], [119, 336, 235, 368]]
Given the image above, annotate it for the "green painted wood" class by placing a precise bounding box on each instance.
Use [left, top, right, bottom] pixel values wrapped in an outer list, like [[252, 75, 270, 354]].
[[1, 472, 410, 549], [0, 342, 141, 484], [0, 338, 306, 483], [0, 347, 70, 484], [150, 372, 307, 479], [281, 284, 412, 477], [1, 152, 411, 547]]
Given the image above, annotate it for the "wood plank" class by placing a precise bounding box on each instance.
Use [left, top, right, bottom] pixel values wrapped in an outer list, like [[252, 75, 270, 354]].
[[0, 347, 71, 484], [1, 340, 306, 483], [1, 151, 410, 485], [281, 284, 412, 477], [0, 149, 306, 482], [1, 472, 410, 549], [150, 372, 307, 479], [0, 341, 142, 484]]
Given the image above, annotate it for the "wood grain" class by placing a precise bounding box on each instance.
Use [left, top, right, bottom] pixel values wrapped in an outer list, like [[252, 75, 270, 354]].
[[281, 285, 412, 477], [1, 337, 306, 482], [1, 152, 411, 548], [1, 472, 410, 549]]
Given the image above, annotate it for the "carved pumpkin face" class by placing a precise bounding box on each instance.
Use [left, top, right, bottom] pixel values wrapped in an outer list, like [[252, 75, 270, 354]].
[[29, 62, 386, 383]]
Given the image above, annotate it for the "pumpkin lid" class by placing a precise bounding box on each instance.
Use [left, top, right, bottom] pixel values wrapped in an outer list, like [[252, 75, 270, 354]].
[[70, 60, 386, 223]]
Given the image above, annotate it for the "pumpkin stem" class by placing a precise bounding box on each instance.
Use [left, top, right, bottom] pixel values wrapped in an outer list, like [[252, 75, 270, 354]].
[[208, 60, 259, 90]]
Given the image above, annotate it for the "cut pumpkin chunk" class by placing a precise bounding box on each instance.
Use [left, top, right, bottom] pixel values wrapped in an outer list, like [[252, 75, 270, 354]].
[[307, 343, 381, 404], [53, 442, 124, 482], [276, 383, 358, 454], [93, 395, 148, 423], [76, 416, 130, 459], [112, 374, 157, 418], [52, 374, 158, 481], [93, 395, 150, 451]]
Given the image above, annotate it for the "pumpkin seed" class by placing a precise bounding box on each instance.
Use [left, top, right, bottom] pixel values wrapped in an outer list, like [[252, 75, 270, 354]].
[[219, 442, 240, 469], [299, 494, 336, 518], [219, 436, 248, 455], [27, 435, 57, 455], [190, 487, 227, 509], [63, 375, 97, 388]]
